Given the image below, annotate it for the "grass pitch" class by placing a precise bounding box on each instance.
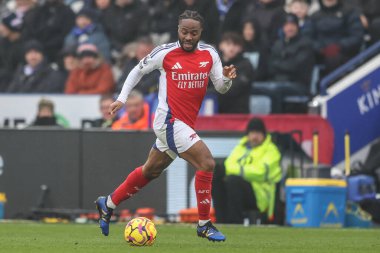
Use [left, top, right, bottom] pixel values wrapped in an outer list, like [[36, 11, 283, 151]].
[[0, 222, 379, 253]]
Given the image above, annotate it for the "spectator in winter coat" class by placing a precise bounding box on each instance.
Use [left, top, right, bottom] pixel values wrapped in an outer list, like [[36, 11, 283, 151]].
[[21, 0, 75, 62], [306, 0, 364, 74], [7, 40, 66, 93], [65, 43, 115, 94], [212, 118, 281, 224], [353, 0, 380, 45], [0, 13, 24, 92], [244, 0, 287, 46], [217, 32, 254, 114], [217, 0, 249, 37], [64, 8, 111, 61], [241, 18, 268, 81], [268, 14, 314, 90], [103, 0, 149, 52], [288, 0, 312, 34]]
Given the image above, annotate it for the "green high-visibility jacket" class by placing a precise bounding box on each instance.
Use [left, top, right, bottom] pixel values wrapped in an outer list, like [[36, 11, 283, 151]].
[[224, 135, 282, 218]]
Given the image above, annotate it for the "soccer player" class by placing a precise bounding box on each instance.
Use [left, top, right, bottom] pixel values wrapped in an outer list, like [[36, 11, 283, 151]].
[[95, 10, 236, 242]]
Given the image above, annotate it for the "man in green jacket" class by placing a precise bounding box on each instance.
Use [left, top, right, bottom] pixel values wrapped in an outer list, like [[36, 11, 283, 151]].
[[212, 118, 282, 224]]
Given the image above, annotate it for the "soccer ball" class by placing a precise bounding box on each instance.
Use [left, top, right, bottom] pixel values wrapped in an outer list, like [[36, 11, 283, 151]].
[[124, 217, 157, 246]]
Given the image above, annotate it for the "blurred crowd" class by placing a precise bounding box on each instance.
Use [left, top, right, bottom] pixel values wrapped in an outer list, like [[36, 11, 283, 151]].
[[0, 0, 379, 115]]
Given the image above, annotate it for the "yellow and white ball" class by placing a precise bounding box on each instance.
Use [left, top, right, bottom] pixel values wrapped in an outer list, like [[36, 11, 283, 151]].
[[124, 217, 157, 246]]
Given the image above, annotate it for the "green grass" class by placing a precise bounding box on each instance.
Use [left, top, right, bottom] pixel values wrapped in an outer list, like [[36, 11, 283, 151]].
[[0, 222, 379, 253]]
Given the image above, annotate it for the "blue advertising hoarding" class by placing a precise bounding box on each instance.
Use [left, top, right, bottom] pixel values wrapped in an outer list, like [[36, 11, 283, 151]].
[[327, 67, 380, 164]]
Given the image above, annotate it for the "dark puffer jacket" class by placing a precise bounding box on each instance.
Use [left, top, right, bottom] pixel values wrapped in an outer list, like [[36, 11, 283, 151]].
[[268, 34, 314, 88], [307, 0, 364, 56]]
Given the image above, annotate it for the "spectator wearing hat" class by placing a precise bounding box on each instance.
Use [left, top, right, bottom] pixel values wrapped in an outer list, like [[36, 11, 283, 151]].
[[64, 8, 111, 61], [0, 13, 24, 92], [268, 13, 314, 90], [307, 0, 364, 74], [7, 40, 66, 93], [65, 43, 114, 94], [103, 0, 149, 52], [22, 0, 75, 62], [212, 118, 282, 224], [217, 32, 254, 114]]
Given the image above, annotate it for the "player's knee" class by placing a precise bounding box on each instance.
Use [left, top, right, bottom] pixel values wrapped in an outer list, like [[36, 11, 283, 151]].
[[200, 158, 215, 172], [143, 162, 166, 179]]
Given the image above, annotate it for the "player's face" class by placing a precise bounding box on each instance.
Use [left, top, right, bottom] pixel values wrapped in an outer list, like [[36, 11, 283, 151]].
[[178, 19, 202, 52], [248, 131, 265, 147]]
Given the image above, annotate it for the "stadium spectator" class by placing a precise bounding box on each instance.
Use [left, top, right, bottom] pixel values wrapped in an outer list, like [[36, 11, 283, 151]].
[[148, 0, 178, 45], [0, 13, 24, 92], [21, 0, 75, 62], [1, 0, 36, 27], [244, 0, 287, 46], [65, 43, 115, 94], [103, 0, 149, 52], [288, 0, 311, 33], [87, 0, 112, 23], [7, 40, 66, 93], [58, 47, 79, 82], [212, 118, 281, 224], [112, 90, 150, 130], [92, 94, 118, 128], [217, 0, 248, 36], [268, 14, 314, 89], [31, 98, 62, 127], [217, 32, 254, 114], [307, 0, 364, 74], [117, 37, 159, 94], [241, 18, 268, 80], [64, 8, 111, 61], [353, 0, 380, 45]]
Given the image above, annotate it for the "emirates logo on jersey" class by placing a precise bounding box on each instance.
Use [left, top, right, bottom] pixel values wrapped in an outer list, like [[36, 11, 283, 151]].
[[172, 71, 209, 89]]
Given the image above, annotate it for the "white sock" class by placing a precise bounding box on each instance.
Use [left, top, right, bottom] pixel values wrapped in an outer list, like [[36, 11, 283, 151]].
[[198, 219, 210, 226], [106, 195, 116, 209]]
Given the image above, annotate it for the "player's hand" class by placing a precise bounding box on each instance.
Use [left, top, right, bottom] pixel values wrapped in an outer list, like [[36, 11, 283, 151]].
[[109, 100, 124, 115], [223, 65, 237, 79]]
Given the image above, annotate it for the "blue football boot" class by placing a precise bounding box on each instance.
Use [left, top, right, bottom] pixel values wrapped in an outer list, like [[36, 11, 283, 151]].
[[95, 196, 113, 236], [197, 221, 226, 242]]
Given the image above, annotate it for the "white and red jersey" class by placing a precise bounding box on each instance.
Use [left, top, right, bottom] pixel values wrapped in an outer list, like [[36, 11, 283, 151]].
[[118, 41, 232, 129]]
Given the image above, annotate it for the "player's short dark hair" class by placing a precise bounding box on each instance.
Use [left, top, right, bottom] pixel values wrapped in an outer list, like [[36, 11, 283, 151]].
[[220, 32, 244, 48], [178, 10, 204, 28]]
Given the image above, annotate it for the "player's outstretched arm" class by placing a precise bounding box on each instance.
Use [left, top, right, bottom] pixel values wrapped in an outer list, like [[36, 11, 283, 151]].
[[209, 48, 237, 94]]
